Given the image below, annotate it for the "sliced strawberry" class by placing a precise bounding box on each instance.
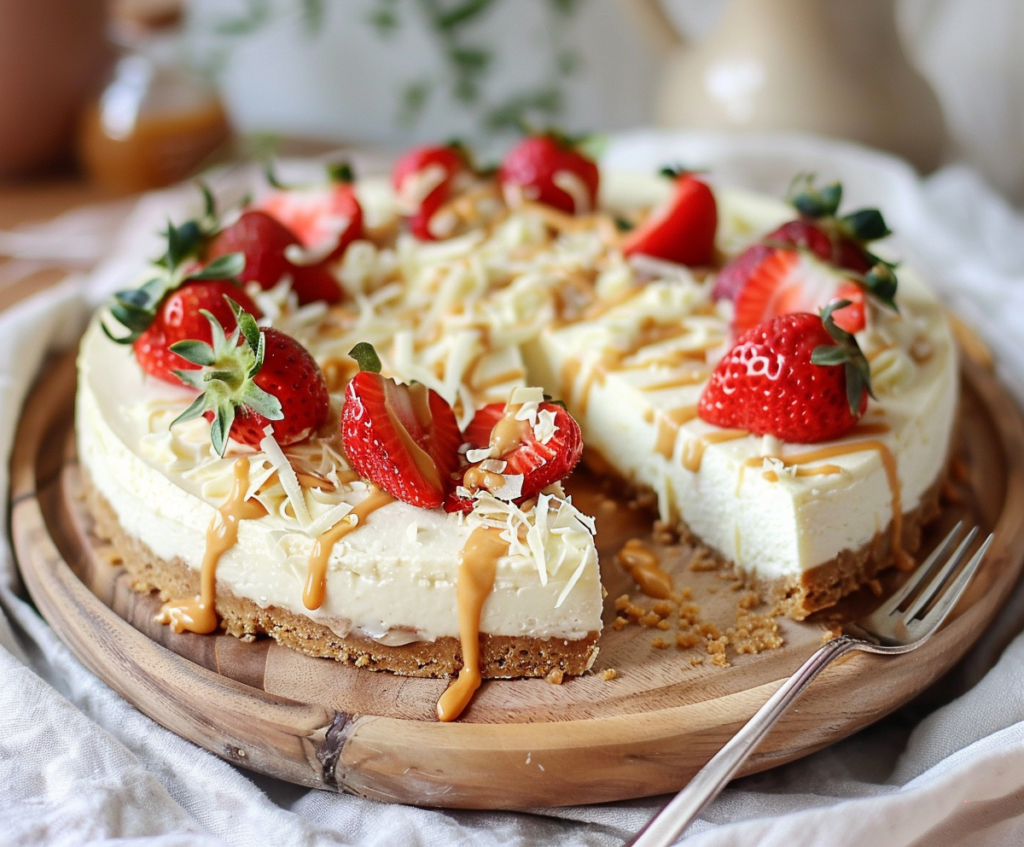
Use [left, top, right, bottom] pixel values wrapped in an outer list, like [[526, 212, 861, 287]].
[[498, 133, 599, 215], [698, 307, 871, 443], [208, 211, 343, 305], [257, 164, 364, 262], [622, 170, 717, 266], [171, 303, 328, 454], [340, 345, 462, 509], [731, 248, 864, 336], [392, 143, 469, 240], [446, 400, 583, 512], [129, 280, 261, 385]]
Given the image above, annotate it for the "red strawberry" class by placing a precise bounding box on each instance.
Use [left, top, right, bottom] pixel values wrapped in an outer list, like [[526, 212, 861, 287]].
[[714, 176, 894, 307], [392, 143, 469, 240], [446, 399, 583, 512], [257, 163, 364, 262], [132, 280, 262, 384], [340, 343, 462, 509], [170, 303, 329, 454], [698, 307, 872, 443], [731, 248, 866, 335], [208, 211, 343, 306], [622, 169, 717, 266], [498, 133, 599, 215]]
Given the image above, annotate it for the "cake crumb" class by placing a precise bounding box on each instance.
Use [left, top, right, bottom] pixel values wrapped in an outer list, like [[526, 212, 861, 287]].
[[651, 637, 670, 650], [601, 668, 618, 681], [546, 668, 564, 685], [690, 656, 704, 666], [688, 547, 719, 572], [867, 578, 884, 597]]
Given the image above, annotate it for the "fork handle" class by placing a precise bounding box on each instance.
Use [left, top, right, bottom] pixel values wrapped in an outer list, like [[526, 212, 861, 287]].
[[626, 635, 859, 847]]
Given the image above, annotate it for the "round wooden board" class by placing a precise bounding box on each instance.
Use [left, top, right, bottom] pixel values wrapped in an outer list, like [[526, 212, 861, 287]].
[[11, 352, 1024, 810]]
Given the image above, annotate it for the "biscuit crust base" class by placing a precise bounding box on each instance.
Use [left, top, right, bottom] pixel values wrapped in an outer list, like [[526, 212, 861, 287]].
[[83, 475, 600, 680], [682, 476, 945, 621]]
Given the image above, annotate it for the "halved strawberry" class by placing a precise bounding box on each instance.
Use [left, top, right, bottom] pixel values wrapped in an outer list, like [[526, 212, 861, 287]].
[[207, 211, 343, 305], [622, 169, 717, 266], [257, 163, 364, 262], [446, 398, 583, 513], [392, 143, 470, 240], [340, 343, 462, 509], [498, 133, 599, 215], [731, 248, 867, 336]]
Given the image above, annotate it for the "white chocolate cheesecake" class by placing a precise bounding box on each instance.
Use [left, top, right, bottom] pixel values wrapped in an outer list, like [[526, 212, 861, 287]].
[[75, 162, 957, 709]]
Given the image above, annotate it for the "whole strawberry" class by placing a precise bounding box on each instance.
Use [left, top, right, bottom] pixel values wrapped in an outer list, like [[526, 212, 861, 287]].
[[498, 132, 599, 215], [392, 142, 471, 240], [170, 301, 329, 454], [698, 303, 873, 443], [713, 175, 898, 308], [341, 343, 462, 509], [208, 210, 343, 306], [130, 280, 262, 384], [622, 167, 717, 266]]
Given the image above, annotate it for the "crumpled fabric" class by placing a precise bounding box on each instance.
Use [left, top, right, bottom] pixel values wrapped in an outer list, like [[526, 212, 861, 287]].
[[2, 131, 1024, 846]]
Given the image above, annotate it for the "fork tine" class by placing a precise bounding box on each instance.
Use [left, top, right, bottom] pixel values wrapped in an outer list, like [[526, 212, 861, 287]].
[[874, 522, 963, 618], [902, 526, 979, 622], [907, 533, 994, 636]]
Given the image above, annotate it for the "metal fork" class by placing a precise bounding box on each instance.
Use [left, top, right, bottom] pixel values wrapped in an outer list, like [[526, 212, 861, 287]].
[[627, 523, 994, 847]]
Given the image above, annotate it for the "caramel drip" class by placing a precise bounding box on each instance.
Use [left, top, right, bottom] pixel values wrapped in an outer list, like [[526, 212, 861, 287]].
[[157, 459, 266, 634], [383, 382, 442, 492], [752, 440, 908, 568], [303, 486, 394, 610], [866, 344, 895, 363], [321, 357, 358, 392], [850, 422, 891, 436], [577, 368, 601, 415], [578, 284, 646, 322], [616, 539, 673, 599], [641, 369, 709, 392], [490, 404, 528, 456], [761, 465, 842, 483], [464, 466, 505, 492], [655, 406, 698, 459], [560, 357, 583, 407], [611, 347, 715, 372], [437, 526, 509, 722], [471, 368, 526, 392], [682, 429, 748, 472]]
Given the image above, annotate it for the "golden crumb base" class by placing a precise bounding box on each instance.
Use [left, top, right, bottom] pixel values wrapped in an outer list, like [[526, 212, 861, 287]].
[[83, 474, 599, 680], [683, 476, 945, 621]]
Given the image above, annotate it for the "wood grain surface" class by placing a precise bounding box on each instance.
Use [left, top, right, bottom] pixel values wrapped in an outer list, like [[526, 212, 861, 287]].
[[11, 352, 1024, 810]]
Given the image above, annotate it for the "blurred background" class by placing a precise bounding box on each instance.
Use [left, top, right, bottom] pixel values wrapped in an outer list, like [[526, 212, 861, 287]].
[[0, 0, 1021, 197]]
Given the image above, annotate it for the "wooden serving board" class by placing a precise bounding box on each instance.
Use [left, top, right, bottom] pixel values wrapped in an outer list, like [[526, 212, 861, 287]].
[[11, 353, 1024, 810]]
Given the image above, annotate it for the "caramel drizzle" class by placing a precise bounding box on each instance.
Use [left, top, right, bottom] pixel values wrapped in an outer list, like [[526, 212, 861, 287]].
[[157, 459, 266, 634], [655, 406, 698, 459], [437, 526, 510, 722], [616, 538, 673, 599], [490, 403, 528, 456], [470, 368, 526, 392], [641, 369, 709, 392], [682, 429, 749, 472], [747, 437, 909, 568], [303, 486, 394, 610]]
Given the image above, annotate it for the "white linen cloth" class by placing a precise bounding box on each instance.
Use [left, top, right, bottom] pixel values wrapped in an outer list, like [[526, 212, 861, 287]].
[[2, 132, 1024, 846]]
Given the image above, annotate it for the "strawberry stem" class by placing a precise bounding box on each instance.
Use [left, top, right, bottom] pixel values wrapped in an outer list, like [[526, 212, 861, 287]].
[[348, 341, 382, 374]]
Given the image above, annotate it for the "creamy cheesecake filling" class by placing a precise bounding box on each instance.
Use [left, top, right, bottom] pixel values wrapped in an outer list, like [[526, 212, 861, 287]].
[[76, 168, 958, 653], [77, 324, 603, 644]]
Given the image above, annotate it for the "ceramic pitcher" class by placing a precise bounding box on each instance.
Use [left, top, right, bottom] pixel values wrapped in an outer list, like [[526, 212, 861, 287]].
[[620, 0, 946, 171]]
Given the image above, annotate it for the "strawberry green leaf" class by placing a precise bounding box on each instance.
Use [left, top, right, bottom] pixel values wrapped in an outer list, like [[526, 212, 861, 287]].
[[326, 161, 355, 184], [211, 403, 235, 457], [187, 252, 245, 281], [228, 298, 262, 354], [349, 341, 383, 373], [169, 339, 216, 366], [788, 174, 842, 219], [169, 391, 210, 426], [861, 263, 899, 312], [840, 208, 891, 241], [813, 300, 875, 415]]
